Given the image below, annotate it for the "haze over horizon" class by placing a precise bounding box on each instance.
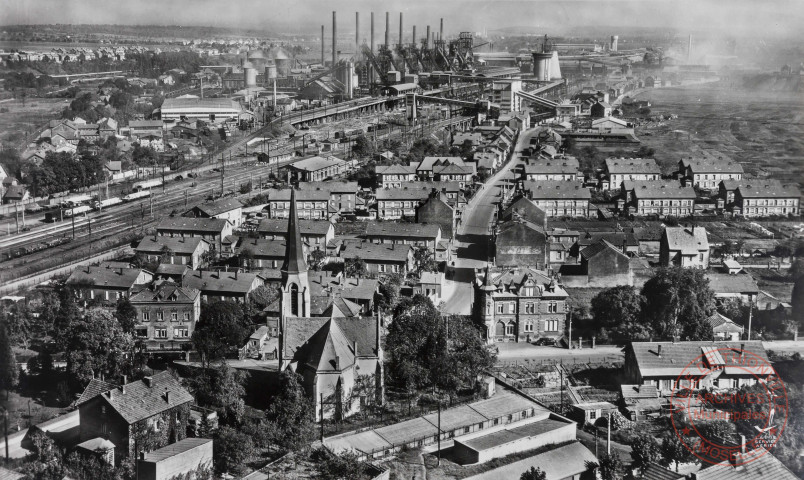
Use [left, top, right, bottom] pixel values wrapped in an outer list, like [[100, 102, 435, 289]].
[[3, 0, 804, 40]]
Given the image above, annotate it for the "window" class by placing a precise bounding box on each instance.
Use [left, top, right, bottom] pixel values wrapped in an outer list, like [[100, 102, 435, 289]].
[[524, 322, 534, 333], [548, 302, 558, 313], [183, 312, 190, 322], [589, 410, 597, 420], [545, 320, 558, 332], [171, 312, 178, 322], [463, 426, 470, 434], [699, 253, 704, 262], [508, 302, 515, 314], [143, 311, 150, 322], [290, 283, 299, 316], [496, 304, 504, 314], [157, 311, 164, 322], [505, 323, 515, 336], [174, 327, 189, 338], [154, 328, 167, 339], [525, 303, 535, 314], [135, 327, 148, 338]]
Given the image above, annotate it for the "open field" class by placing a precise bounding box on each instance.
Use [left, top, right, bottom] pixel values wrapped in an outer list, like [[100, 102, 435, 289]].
[[631, 83, 804, 186], [0, 97, 69, 147]]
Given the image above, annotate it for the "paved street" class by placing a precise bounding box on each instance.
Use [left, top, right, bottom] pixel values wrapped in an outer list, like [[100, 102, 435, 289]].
[[441, 127, 533, 314]]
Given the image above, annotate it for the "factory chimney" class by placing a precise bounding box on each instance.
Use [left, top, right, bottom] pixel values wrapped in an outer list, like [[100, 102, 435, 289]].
[[610, 35, 618, 52], [321, 25, 325, 65], [688, 34, 692, 63], [399, 12, 403, 48], [355, 12, 359, 55], [440, 18, 444, 42], [370, 11, 375, 82], [385, 12, 389, 48], [412, 25, 416, 46], [426, 25, 431, 49], [332, 11, 337, 67]]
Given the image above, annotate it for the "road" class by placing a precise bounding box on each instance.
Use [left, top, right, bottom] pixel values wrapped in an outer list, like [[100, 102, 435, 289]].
[[440, 127, 534, 314]]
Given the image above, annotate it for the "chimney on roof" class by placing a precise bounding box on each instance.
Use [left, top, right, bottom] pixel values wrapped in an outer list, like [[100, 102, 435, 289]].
[[353, 340, 357, 355], [657, 344, 662, 356], [164, 391, 171, 403], [140, 452, 145, 461], [740, 343, 745, 353], [143, 376, 152, 388], [335, 355, 340, 370], [108, 389, 114, 400], [122, 375, 127, 391]]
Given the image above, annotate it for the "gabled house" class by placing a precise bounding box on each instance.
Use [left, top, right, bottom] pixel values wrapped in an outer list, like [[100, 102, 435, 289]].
[[706, 273, 760, 304], [495, 220, 548, 269], [184, 198, 243, 228], [257, 218, 334, 251], [660, 226, 709, 269], [375, 165, 417, 189], [339, 240, 413, 276], [129, 284, 201, 351], [621, 181, 696, 217], [77, 371, 194, 462], [602, 157, 661, 191], [719, 180, 800, 217], [416, 191, 457, 241], [135, 235, 210, 270], [181, 270, 264, 303], [156, 217, 233, 254], [679, 151, 743, 191], [579, 239, 631, 287], [706, 312, 743, 341], [298, 181, 359, 216], [522, 181, 591, 218], [266, 188, 331, 220], [413, 157, 474, 182], [66, 265, 153, 301], [364, 222, 442, 252]]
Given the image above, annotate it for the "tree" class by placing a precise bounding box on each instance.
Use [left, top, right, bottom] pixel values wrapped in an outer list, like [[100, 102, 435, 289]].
[[115, 298, 138, 334], [308, 248, 328, 271], [344, 256, 368, 278], [351, 134, 375, 158], [0, 324, 19, 399], [660, 433, 695, 472], [213, 426, 255, 475], [187, 362, 248, 426], [598, 452, 623, 480], [520, 466, 547, 480], [248, 284, 279, 310], [191, 301, 250, 364], [591, 286, 650, 341], [790, 259, 804, 280], [65, 309, 133, 391], [641, 267, 715, 340], [413, 246, 438, 275], [265, 370, 316, 454], [312, 449, 367, 480], [376, 272, 404, 311], [630, 434, 661, 473]]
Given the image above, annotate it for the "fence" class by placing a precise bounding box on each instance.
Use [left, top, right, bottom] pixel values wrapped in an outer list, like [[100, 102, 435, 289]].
[[495, 354, 624, 368]]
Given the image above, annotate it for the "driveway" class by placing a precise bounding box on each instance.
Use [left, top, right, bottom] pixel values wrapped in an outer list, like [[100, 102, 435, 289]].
[[441, 128, 535, 314]]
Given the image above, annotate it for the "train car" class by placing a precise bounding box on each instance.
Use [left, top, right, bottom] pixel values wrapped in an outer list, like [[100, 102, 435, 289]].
[[59, 193, 93, 208], [63, 205, 92, 218], [123, 190, 151, 202], [132, 179, 163, 191], [94, 197, 123, 210]]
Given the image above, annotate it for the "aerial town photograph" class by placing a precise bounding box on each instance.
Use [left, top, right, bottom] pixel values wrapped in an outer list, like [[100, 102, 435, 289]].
[[0, 0, 801, 478]]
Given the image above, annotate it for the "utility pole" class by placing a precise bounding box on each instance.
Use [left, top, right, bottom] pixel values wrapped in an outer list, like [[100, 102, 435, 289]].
[[3, 409, 7, 464], [568, 309, 572, 350], [747, 301, 753, 341], [437, 401, 442, 466], [71, 213, 76, 240], [320, 393, 325, 442], [607, 411, 611, 455], [560, 366, 564, 413], [14, 203, 19, 234]]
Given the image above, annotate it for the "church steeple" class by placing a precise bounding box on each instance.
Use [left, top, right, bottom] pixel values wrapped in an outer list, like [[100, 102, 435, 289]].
[[282, 188, 307, 275]]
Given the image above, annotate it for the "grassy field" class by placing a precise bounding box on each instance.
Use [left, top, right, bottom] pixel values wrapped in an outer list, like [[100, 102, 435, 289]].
[[0, 97, 68, 148], [630, 83, 804, 186]]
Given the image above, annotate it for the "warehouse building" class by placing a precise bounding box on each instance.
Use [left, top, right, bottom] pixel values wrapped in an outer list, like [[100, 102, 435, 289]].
[[160, 97, 242, 123]]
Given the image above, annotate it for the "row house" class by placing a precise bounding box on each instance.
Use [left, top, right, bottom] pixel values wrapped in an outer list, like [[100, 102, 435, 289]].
[[375, 182, 462, 220], [414, 157, 472, 182], [364, 222, 442, 252], [286, 155, 348, 182], [678, 152, 743, 191], [601, 157, 661, 191], [235, 237, 288, 270], [156, 217, 233, 254], [184, 198, 243, 228], [181, 269, 264, 303], [66, 264, 153, 302], [522, 181, 592, 218], [719, 180, 800, 217], [432, 163, 475, 189], [298, 181, 359, 216], [476, 267, 568, 344], [266, 188, 331, 220], [376, 165, 417, 189], [134, 235, 210, 270], [620, 181, 696, 217], [257, 218, 335, 250], [522, 159, 582, 182], [339, 240, 413, 276], [129, 284, 201, 350]]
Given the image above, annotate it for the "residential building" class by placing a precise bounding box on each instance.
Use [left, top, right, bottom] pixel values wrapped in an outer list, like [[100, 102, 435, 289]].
[[266, 188, 330, 220], [128, 120, 164, 139], [621, 181, 696, 217], [156, 217, 233, 254], [298, 181, 359, 216], [501, 197, 547, 225], [416, 191, 457, 240], [129, 284, 201, 351], [276, 191, 383, 421], [660, 226, 710, 269], [590, 101, 612, 118], [375, 165, 417, 189], [235, 237, 287, 270], [495, 220, 548, 269], [257, 218, 334, 250], [678, 151, 744, 190], [452, 132, 484, 149], [339, 240, 413, 276], [414, 272, 444, 303], [719, 180, 800, 217], [77, 371, 194, 462], [602, 157, 661, 191], [522, 159, 582, 182], [2, 186, 29, 204], [574, 231, 639, 257], [522, 181, 591, 218], [307, 271, 379, 314], [286, 155, 348, 182], [623, 341, 769, 394], [181, 270, 264, 303], [137, 438, 213, 480], [432, 163, 475, 189], [706, 312, 744, 341], [620, 384, 663, 421], [476, 267, 569, 344], [413, 157, 474, 183], [184, 198, 243, 228], [706, 273, 760, 303], [694, 448, 798, 480], [134, 236, 210, 270], [376, 182, 462, 220], [67, 265, 153, 301], [579, 239, 632, 287], [364, 222, 442, 251]]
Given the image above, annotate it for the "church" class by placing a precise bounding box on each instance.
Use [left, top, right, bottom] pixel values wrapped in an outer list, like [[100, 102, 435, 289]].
[[277, 190, 384, 421]]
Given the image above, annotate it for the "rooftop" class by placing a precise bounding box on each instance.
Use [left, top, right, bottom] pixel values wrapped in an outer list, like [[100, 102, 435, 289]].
[[257, 218, 333, 236], [605, 157, 661, 175], [88, 371, 194, 424], [706, 273, 760, 295], [524, 181, 591, 200], [628, 341, 768, 378], [129, 284, 200, 304], [135, 235, 208, 255], [624, 180, 696, 199], [289, 155, 346, 172], [663, 226, 709, 254], [365, 222, 441, 239], [188, 198, 243, 217], [182, 269, 262, 294], [161, 97, 241, 111], [140, 438, 213, 463], [67, 265, 147, 290], [157, 217, 230, 234], [340, 240, 411, 263], [464, 441, 597, 480]]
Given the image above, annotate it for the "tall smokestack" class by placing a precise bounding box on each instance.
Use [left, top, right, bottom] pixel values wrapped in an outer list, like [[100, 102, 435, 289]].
[[688, 34, 692, 63], [399, 12, 403, 48], [440, 18, 444, 43], [413, 25, 416, 46], [321, 25, 325, 65], [384, 12, 389, 48], [332, 11, 337, 67], [370, 12, 374, 52], [355, 12, 359, 54], [426, 25, 431, 49]]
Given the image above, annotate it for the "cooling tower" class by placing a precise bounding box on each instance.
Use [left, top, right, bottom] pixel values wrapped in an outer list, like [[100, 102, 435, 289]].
[[532, 52, 552, 81]]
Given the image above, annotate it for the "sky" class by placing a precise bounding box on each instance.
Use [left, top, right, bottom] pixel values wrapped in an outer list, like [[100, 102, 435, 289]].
[[3, 0, 803, 39]]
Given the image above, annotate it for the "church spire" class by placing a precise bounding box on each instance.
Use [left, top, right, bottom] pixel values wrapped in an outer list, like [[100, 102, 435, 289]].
[[282, 189, 307, 274]]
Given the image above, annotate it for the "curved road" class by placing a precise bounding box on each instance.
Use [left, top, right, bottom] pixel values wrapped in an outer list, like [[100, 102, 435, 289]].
[[441, 127, 535, 314]]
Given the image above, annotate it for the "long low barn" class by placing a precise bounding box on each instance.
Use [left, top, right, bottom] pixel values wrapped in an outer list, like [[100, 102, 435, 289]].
[[160, 97, 242, 122]]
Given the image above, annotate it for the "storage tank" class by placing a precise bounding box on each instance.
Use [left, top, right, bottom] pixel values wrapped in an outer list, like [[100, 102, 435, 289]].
[[270, 47, 291, 77], [532, 52, 552, 81], [244, 66, 257, 87], [610, 35, 619, 52], [265, 62, 277, 80]]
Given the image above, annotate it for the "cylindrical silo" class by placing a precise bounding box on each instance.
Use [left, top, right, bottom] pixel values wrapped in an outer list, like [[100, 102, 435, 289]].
[[532, 52, 551, 81], [265, 63, 277, 80], [610, 35, 619, 52], [244, 66, 257, 87]]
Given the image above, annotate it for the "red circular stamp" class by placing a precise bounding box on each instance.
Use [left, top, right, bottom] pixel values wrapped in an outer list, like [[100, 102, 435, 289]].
[[670, 346, 788, 467]]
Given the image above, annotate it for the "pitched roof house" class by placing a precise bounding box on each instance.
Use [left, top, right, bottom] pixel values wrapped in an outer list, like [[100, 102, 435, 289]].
[[660, 226, 710, 269]]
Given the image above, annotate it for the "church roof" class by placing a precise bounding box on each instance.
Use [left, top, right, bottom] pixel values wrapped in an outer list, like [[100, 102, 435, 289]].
[[281, 189, 307, 274]]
